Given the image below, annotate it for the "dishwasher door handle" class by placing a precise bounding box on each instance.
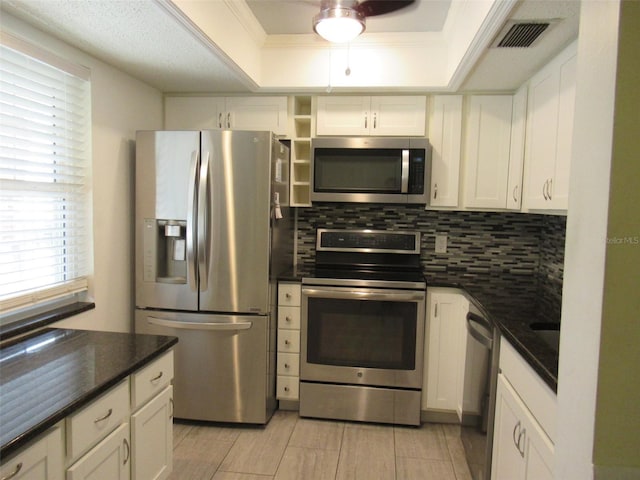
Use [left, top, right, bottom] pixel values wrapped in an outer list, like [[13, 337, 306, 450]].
[[148, 316, 252, 331], [466, 312, 493, 350]]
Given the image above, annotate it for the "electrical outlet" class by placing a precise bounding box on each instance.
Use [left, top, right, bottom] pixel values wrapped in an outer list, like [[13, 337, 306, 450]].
[[435, 234, 448, 253]]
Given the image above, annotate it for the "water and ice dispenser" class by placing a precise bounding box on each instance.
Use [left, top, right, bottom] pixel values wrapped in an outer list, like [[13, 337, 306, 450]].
[[143, 218, 187, 284]]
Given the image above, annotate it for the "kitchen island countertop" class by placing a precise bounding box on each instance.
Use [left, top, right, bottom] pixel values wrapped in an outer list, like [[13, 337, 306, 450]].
[[0, 328, 178, 459]]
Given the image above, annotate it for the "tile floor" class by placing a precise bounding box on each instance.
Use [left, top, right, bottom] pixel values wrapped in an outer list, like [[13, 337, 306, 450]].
[[169, 411, 473, 480]]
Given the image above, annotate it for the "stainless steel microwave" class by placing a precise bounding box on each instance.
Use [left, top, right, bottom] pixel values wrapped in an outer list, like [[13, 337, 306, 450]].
[[311, 137, 431, 204]]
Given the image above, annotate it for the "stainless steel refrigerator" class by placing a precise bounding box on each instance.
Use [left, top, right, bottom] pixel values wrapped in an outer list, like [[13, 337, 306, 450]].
[[134, 130, 292, 424]]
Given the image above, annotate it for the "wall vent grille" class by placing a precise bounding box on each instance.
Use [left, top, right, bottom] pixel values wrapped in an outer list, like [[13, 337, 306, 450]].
[[493, 21, 554, 48]]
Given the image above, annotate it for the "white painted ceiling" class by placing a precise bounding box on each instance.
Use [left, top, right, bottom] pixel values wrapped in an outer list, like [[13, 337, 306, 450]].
[[0, 0, 580, 94]]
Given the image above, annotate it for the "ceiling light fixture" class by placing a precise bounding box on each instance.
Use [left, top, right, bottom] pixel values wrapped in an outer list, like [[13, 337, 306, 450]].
[[313, 2, 366, 43]]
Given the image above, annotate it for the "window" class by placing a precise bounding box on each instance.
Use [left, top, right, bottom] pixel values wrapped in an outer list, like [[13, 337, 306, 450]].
[[0, 33, 92, 321]]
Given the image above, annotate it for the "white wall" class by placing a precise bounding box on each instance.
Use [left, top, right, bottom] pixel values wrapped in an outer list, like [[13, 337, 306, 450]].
[[555, 1, 620, 478], [1, 14, 164, 333]]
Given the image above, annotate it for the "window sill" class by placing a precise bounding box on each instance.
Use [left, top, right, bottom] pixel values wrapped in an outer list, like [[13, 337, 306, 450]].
[[0, 302, 95, 342]]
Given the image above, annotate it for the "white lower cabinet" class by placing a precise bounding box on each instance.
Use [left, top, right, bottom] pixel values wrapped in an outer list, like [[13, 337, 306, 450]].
[[276, 282, 301, 401], [423, 288, 469, 413], [0, 426, 64, 480], [131, 386, 173, 480], [66, 423, 131, 480], [491, 339, 556, 480], [491, 375, 554, 480]]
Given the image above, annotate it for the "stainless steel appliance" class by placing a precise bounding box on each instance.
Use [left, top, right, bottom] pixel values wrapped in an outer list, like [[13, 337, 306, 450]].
[[134, 130, 292, 424], [311, 137, 431, 204], [461, 305, 501, 480], [300, 229, 426, 426]]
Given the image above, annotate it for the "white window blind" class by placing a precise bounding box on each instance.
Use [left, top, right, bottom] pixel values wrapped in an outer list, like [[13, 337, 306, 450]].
[[0, 33, 92, 315]]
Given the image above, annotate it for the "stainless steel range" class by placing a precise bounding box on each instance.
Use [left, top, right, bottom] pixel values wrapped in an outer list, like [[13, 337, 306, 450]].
[[300, 229, 426, 426]]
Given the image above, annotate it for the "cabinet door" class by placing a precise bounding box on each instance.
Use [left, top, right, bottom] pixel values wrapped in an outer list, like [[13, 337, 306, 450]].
[[523, 42, 577, 211], [67, 423, 130, 480], [506, 85, 528, 210], [491, 375, 526, 480], [0, 427, 63, 480], [423, 291, 468, 411], [226, 96, 288, 136], [463, 95, 513, 209], [428, 96, 462, 207], [164, 96, 225, 130], [316, 96, 370, 136], [371, 96, 426, 136], [549, 53, 577, 210], [131, 386, 173, 480]]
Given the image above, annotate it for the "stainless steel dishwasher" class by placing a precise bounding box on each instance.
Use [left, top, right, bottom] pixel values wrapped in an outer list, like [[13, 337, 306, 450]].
[[461, 304, 501, 480]]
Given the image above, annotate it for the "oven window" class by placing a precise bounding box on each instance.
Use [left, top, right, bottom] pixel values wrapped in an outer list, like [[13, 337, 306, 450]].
[[314, 149, 402, 193], [306, 297, 417, 369]]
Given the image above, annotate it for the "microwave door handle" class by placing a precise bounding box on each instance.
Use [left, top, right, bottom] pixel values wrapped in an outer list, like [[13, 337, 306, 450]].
[[401, 149, 410, 193], [186, 151, 199, 292]]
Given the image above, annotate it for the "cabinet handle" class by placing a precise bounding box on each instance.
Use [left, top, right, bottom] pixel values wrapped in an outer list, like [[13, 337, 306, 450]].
[[218, 112, 223, 129], [542, 181, 548, 200], [150, 371, 163, 383], [1, 462, 22, 480], [123, 438, 130, 465], [434, 303, 438, 318], [169, 398, 174, 419], [517, 428, 526, 458], [227, 112, 231, 128], [94, 408, 113, 424], [513, 185, 519, 203], [512, 421, 521, 450], [547, 178, 553, 200], [364, 113, 368, 129], [433, 183, 438, 200], [373, 112, 377, 129]]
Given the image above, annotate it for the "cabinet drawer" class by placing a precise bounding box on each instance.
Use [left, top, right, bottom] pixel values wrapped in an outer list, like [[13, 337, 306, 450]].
[[131, 350, 174, 409], [278, 283, 301, 306], [66, 422, 130, 480], [0, 426, 63, 480], [277, 330, 300, 353], [66, 380, 130, 462], [277, 353, 300, 376], [277, 376, 299, 400], [278, 306, 300, 330]]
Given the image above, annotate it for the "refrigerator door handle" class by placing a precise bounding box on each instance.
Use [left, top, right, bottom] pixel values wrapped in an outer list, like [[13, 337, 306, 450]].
[[186, 150, 199, 292], [198, 151, 210, 292], [148, 316, 252, 331]]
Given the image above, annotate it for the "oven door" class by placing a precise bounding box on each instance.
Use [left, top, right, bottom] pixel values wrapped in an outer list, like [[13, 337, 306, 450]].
[[301, 285, 425, 389]]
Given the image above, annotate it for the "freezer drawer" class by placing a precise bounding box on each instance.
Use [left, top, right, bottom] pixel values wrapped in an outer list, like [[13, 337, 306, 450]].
[[135, 309, 275, 424]]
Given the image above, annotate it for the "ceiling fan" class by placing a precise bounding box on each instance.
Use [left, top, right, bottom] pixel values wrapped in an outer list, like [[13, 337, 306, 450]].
[[313, 0, 416, 43]]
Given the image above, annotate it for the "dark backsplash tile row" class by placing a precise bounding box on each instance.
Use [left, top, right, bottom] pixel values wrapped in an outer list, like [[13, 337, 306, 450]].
[[295, 204, 567, 319]]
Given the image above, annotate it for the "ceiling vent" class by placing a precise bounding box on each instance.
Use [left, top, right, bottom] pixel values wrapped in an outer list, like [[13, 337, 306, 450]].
[[492, 20, 558, 48]]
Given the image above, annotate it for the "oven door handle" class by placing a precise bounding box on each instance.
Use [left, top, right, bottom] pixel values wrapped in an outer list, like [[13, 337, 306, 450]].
[[302, 288, 424, 302]]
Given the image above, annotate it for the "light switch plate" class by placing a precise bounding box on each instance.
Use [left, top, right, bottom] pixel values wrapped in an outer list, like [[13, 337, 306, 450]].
[[435, 234, 448, 253]]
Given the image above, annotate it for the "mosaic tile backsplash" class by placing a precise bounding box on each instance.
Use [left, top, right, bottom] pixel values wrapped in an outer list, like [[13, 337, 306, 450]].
[[295, 205, 566, 319]]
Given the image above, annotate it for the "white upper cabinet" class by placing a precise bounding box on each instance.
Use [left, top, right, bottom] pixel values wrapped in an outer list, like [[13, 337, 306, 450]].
[[462, 95, 514, 209], [427, 95, 462, 208], [164, 96, 288, 136], [316, 96, 426, 136], [506, 85, 528, 210], [522, 41, 577, 211]]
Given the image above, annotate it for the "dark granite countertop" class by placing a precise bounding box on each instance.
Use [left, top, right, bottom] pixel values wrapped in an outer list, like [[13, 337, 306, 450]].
[[280, 265, 560, 393], [0, 328, 178, 458]]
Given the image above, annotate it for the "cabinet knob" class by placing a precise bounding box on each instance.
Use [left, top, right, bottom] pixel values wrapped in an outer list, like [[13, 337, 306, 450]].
[[284, 363, 290, 369], [284, 386, 290, 392], [285, 316, 292, 322], [285, 293, 292, 299], [284, 340, 290, 345]]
